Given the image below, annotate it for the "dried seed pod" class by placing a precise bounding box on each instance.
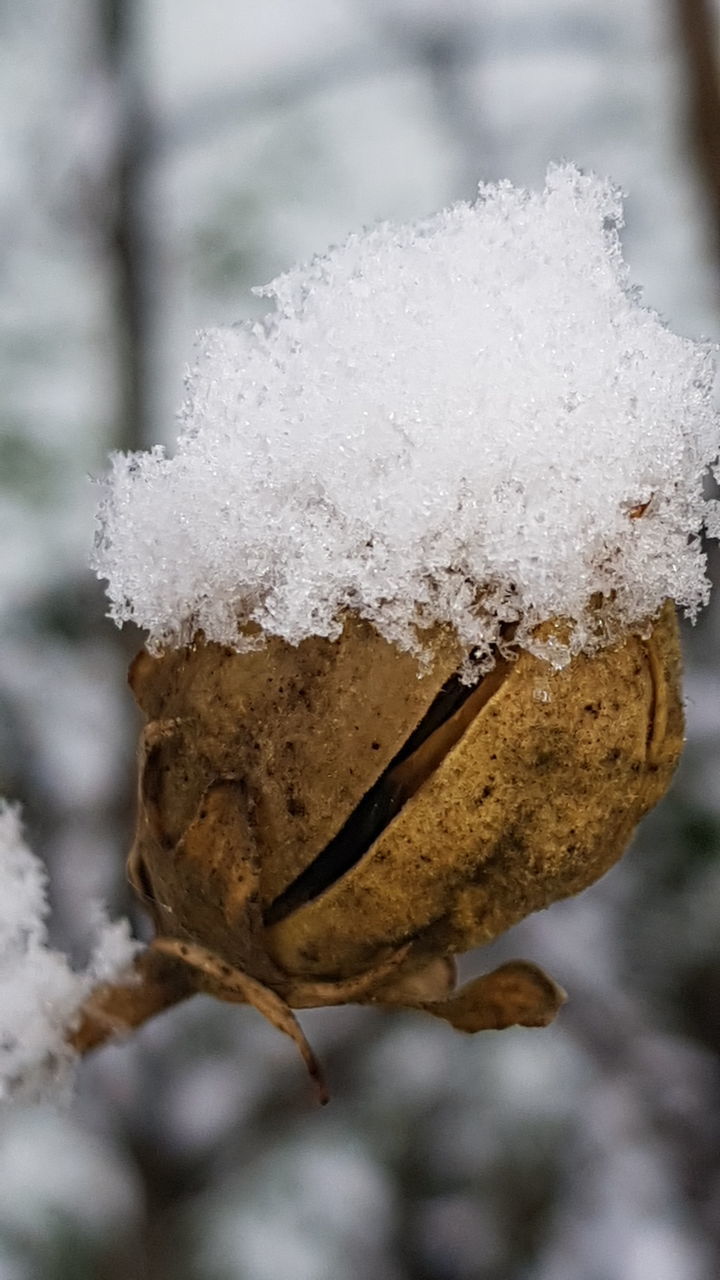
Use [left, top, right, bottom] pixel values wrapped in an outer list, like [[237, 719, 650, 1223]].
[[72, 602, 683, 1099]]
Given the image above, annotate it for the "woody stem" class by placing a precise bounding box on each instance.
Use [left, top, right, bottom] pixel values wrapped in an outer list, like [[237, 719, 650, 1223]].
[[67, 945, 195, 1054]]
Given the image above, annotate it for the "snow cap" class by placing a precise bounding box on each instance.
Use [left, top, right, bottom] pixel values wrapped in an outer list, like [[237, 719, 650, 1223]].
[[93, 164, 719, 665]]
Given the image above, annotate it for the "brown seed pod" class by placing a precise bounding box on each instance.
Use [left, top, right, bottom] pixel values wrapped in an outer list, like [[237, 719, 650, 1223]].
[[70, 601, 683, 1101]]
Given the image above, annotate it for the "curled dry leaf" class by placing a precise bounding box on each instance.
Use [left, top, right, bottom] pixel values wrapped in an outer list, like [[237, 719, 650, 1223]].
[[72, 601, 683, 1100]]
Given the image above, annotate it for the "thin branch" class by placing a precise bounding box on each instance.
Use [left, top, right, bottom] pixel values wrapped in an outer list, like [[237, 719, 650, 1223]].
[[68, 946, 193, 1054], [672, 0, 720, 272], [100, 0, 156, 453], [156, 47, 408, 158]]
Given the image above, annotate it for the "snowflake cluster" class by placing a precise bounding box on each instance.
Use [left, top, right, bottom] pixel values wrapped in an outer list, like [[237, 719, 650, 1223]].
[[93, 165, 719, 663]]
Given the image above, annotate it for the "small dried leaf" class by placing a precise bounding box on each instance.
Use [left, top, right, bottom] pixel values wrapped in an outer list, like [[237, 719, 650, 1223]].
[[417, 960, 566, 1032], [152, 937, 329, 1105]]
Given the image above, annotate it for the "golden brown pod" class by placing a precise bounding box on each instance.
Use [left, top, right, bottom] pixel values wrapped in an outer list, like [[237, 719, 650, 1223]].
[[70, 601, 683, 1100]]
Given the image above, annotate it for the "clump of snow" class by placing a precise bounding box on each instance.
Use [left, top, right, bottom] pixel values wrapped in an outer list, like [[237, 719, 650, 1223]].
[[93, 164, 719, 664], [0, 803, 137, 1103]]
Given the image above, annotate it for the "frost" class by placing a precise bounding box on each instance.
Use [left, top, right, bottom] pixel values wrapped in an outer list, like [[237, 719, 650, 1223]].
[[93, 164, 719, 664], [0, 803, 138, 1103]]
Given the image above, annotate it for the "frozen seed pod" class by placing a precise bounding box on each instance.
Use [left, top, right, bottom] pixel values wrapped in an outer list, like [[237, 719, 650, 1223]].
[[83, 168, 716, 1100], [70, 600, 682, 1100]]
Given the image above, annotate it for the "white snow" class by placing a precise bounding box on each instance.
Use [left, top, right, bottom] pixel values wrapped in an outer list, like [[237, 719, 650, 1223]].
[[93, 164, 719, 665], [0, 803, 137, 1103]]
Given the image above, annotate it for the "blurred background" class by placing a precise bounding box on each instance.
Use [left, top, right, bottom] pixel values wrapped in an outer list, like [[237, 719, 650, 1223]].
[[2, 1, 720, 1277]]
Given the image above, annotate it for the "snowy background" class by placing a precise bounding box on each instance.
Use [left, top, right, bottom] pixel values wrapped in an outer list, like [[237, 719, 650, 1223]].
[[2, 2, 720, 1278]]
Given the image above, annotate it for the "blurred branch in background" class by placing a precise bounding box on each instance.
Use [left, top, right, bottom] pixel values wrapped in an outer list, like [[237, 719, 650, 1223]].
[[99, 0, 155, 454], [370, 6, 491, 200], [672, 0, 720, 279], [159, 47, 407, 156]]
